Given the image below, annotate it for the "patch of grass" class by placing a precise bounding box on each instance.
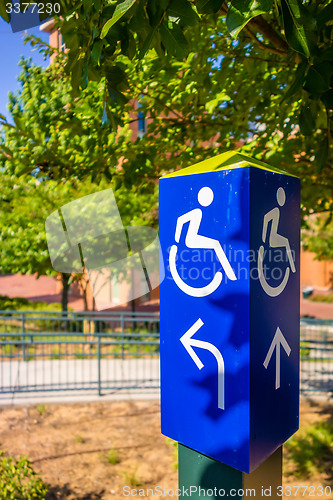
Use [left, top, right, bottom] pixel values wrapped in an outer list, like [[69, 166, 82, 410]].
[[285, 420, 333, 478], [0, 295, 62, 312], [36, 404, 46, 417], [0, 450, 48, 499], [75, 435, 85, 444], [300, 341, 310, 359], [123, 468, 143, 487], [309, 293, 333, 303], [107, 447, 120, 465], [165, 437, 178, 470]]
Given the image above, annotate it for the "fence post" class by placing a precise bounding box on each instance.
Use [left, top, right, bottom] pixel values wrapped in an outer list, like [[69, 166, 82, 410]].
[[121, 313, 125, 360], [97, 334, 102, 396], [22, 312, 26, 361]]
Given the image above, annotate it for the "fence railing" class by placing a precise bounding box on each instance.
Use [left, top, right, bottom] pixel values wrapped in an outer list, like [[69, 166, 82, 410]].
[[0, 310, 160, 396], [0, 311, 332, 397], [300, 318, 333, 395]]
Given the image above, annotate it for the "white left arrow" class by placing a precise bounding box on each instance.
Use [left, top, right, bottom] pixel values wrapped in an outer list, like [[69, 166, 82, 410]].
[[263, 326, 291, 390], [180, 318, 225, 410]]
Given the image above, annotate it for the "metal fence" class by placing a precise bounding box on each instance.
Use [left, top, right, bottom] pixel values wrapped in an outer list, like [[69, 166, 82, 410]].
[[0, 310, 160, 396], [0, 311, 332, 397], [300, 318, 333, 395]]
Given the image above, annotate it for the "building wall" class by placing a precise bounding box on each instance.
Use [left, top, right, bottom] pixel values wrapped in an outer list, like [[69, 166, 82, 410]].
[[300, 247, 333, 290]]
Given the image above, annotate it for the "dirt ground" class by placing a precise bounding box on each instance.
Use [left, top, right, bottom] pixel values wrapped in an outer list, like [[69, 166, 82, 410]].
[[0, 398, 332, 499]]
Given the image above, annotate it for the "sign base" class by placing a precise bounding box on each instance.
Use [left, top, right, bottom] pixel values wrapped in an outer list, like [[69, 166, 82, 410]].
[[179, 444, 282, 499]]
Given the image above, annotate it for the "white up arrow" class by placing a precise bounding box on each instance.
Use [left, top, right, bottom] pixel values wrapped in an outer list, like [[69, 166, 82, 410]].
[[180, 318, 225, 410], [263, 327, 291, 390]]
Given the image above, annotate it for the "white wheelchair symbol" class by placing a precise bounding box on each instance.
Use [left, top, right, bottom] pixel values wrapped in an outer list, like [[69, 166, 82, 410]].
[[258, 187, 296, 297], [169, 186, 237, 297]]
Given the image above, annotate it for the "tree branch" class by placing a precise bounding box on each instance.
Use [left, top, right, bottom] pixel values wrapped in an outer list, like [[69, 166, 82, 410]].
[[219, 4, 289, 57], [248, 16, 289, 56], [244, 25, 288, 57]]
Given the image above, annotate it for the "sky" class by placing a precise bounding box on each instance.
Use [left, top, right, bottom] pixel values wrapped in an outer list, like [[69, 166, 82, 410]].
[[0, 18, 50, 118]]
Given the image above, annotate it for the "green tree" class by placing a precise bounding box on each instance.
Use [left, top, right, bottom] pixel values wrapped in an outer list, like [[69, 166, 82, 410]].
[[302, 213, 333, 263], [5, 21, 332, 218], [1, 0, 331, 150], [0, 173, 78, 311], [0, 60, 158, 310]]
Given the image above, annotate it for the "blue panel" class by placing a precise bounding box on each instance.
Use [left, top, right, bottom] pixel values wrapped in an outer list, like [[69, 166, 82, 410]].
[[160, 168, 251, 472], [249, 168, 300, 471]]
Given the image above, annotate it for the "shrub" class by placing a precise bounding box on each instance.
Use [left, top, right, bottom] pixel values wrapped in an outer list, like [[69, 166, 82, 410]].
[[0, 451, 48, 499], [309, 293, 333, 303], [0, 295, 62, 312], [285, 421, 333, 478], [107, 447, 120, 465]]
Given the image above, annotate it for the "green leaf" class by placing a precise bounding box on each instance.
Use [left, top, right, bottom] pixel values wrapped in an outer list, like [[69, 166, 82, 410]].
[[226, 0, 273, 38], [91, 39, 104, 65], [299, 106, 315, 136], [105, 64, 127, 88], [0, 113, 6, 121], [13, 114, 25, 130], [101, 0, 136, 39], [71, 59, 84, 97], [321, 90, 333, 111], [282, 60, 308, 102], [167, 0, 200, 25], [138, 24, 158, 59], [196, 0, 224, 14], [107, 84, 129, 104], [0, 0, 10, 22], [316, 137, 329, 173], [147, 0, 168, 25], [304, 63, 333, 94], [317, 2, 333, 28], [280, 0, 316, 58], [205, 91, 231, 113], [317, 48, 333, 63], [160, 21, 189, 59]]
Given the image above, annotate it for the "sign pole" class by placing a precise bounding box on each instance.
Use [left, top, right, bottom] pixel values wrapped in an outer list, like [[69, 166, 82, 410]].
[[178, 444, 282, 500]]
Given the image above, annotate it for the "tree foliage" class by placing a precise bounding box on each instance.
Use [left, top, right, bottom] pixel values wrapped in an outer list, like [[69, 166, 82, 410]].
[[1, 8, 333, 220], [1, 0, 331, 150], [0, 59, 159, 308], [302, 213, 333, 261], [0, 59, 157, 224], [0, 172, 82, 310]]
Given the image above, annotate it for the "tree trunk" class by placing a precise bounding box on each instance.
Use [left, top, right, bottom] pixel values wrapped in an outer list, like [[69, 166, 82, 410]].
[[61, 273, 70, 313], [83, 288, 89, 311]]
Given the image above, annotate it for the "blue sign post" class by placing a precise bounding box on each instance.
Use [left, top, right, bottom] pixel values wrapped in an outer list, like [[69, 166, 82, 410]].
[[159, 151, 300, 474]]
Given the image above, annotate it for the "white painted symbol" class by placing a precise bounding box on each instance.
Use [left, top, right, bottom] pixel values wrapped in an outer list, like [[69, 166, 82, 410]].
[[258, 187, 296, 297], [180, 318, 225, 409], [169, 187, 237, 297], [263, 326, 291, 390]]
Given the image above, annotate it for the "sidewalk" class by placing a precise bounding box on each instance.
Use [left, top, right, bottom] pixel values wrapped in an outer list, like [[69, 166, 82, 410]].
[[301, 298, 333, 320]]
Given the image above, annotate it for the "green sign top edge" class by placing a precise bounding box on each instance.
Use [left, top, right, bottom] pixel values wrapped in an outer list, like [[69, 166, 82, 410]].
[[161, 151, 297, 179]]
